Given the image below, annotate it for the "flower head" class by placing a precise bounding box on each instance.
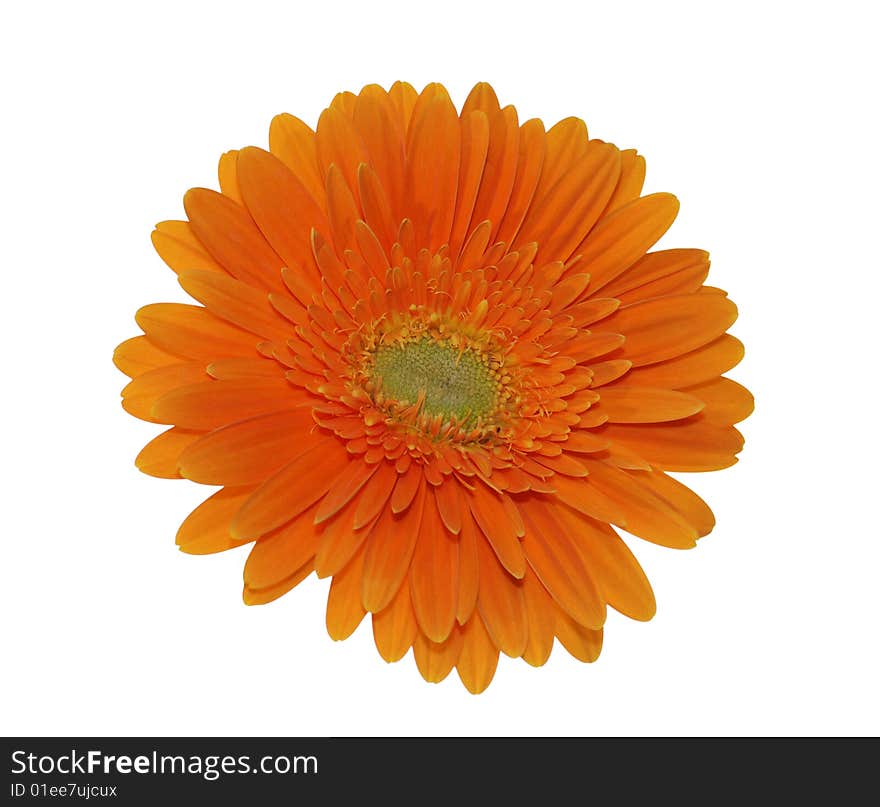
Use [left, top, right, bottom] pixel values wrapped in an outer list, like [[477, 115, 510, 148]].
[[115, 82, 751, 692]]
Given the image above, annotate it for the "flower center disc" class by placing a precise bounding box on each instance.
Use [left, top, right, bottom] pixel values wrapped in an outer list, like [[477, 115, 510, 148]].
[[372, 337, 499, 423]]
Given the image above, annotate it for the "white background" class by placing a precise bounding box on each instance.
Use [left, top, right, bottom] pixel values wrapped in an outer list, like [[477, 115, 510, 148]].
[[2, 0, 877, 736]]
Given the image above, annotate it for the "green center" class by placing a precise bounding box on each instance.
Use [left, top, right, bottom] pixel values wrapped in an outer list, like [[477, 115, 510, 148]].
[[372, 337, 498, 421]]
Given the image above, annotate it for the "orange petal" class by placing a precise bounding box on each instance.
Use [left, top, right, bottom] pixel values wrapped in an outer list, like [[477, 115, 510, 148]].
[[607, 294, 738, 366], [521, 501, 605, 629], [325, 163, 361, 257], [177, 270, 292, 342], [135, 427, 202, 479], [602, 420, 744, 473], [353, 85, 406, 221], [467, 485, 526, 578], [456, 507, 481, 625], [217, 150, 242, 203], [354, 460, 399, 528], [495, 118, 547, 248], [177, 408, 317, 486], [151, 220, 227, 276], [629, 469, 716, 537], [683, 377, 754, 424], [357, 163, 396, 253], [268, 113, 325, 205], [475, 532, 528, 658], [461, 81, 500, 117], [361, 476, 426, 613], [404, 93, 460, 251], [563, 430, 611, 453], [468, 106, 519, 244], [316, 105, 369, 197], [176, 486, 255, 555], [555, 609, 603, 663], [243, 503, 322, 589], [601, 248, 709, 299], [519, 141, 620, 265], [596, 386, 705, 423], [389, 462, 421, 515], [372, 580, 418, 662], [236, 147, 326, 283], [580, 458, 698, 548], [151, 378, 301, 430], [448, 110, 490, 260], [315, 459, 379, 524], [602, 148, 646, 215], [243, 559, 313, 605], [409, 489, 459, 642], [521, 569, 556, 667], [135, 303, 257, 361], [434, 479, 463, 534], [413, 629, 463, 684], [183, 188, 285, 292], [456, 613, 500, 694], [122, 362, 209, 422], [314, 499, 378, 579], [556, 507, 656, 621], [113, 335, 182, 378], [531, 117, 589, 204], [579, 193, 680, 294], [233, 438, 348, 540], [551, 473, 629, 527], [326, 546, 367, 641], [206, 356, 285, 380], [586, 358, 632, 387], [616, 334, 745, 389]]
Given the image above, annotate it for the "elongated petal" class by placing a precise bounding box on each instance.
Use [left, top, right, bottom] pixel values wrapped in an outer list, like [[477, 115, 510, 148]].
[[555, 506, 656, 621], [135, 303, 257, 361], [596, 386, 705, 423], [475, 532, 528, 657], [177, 408, 317, 485], [183, 188, 285, 292], [580, 458, 698, 548], [268, 113, 325, 204], [413, 629, 463, 684], [233, 439, 349, 539], [151, 378, 301, 430], [602, 420, 744, 472], [409, 489, 459, 642], [236, 147, 326, 283], [113, 335, 182, 378], [467, 486, 526, 578], [362, 477, 426, 613], [521, 501, 606, 629], [243, 503, 323, 589], [176, 486, 255, 555], [122, 362, 209, 422], [684, 377, 755, 424], [151, 220, 227, 276], [326, 547, 367, 641], [607, 294, 738, 366], [372, 580, 418, 662], [404, 94, 460, 251], [521, 569, 556, 667], [555, 611, 603, 663], [579, 193, 679, 293], [135, 427, 202, 479], [456, 614, 500, 694], [178, 270, 292, 342], [616, 334, 744, 388]]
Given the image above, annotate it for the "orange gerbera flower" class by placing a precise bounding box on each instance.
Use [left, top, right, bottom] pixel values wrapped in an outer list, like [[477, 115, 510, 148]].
[[114, 81, 751, 693]]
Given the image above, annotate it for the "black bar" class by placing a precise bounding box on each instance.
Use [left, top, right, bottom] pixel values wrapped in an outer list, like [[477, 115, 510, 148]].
[[2, 737, 876, 803]]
